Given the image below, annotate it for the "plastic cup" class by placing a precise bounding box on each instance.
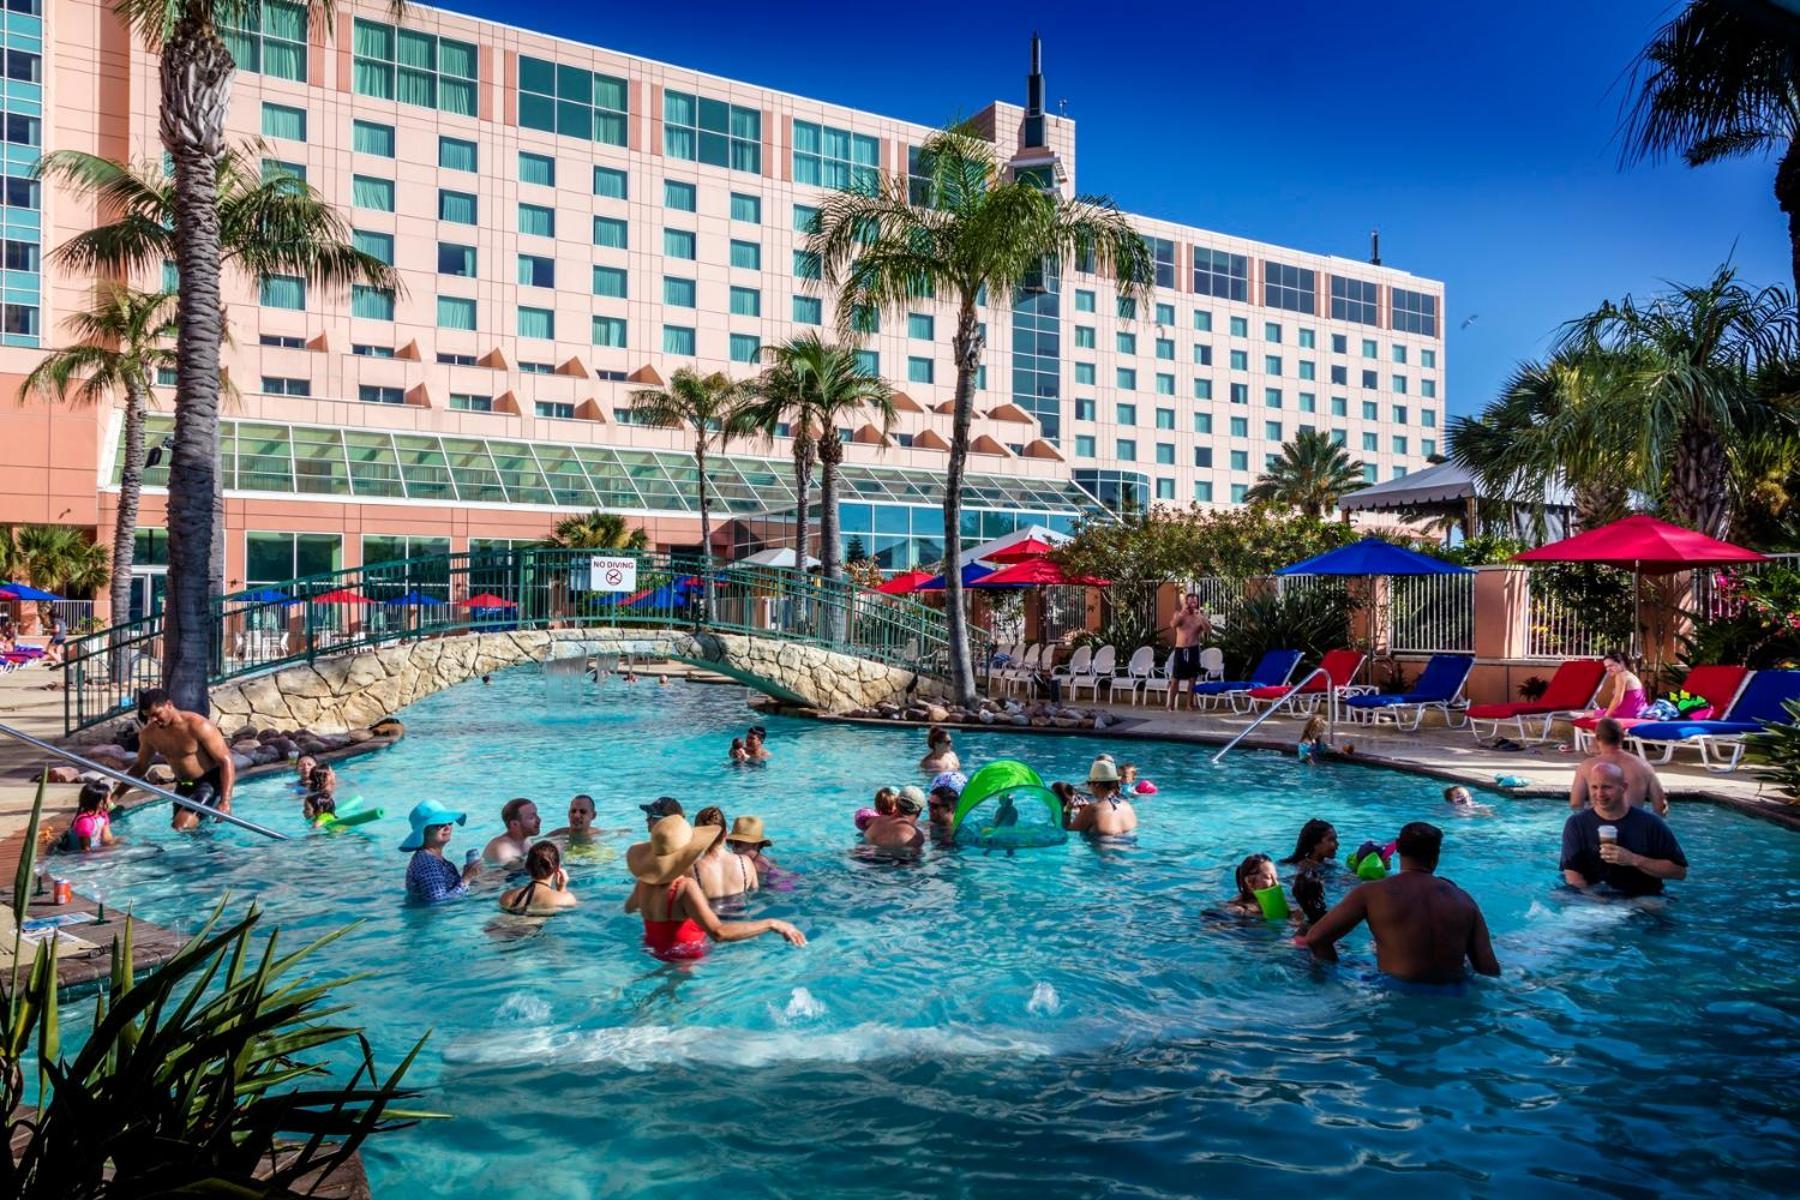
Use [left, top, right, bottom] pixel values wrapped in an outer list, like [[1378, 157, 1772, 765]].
[[465, 848, 482, 867], [1598, 824, 1618, 847]]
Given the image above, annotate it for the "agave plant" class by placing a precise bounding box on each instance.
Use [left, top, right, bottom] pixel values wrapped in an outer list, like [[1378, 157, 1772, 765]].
[[0, 779, 435, 1197]]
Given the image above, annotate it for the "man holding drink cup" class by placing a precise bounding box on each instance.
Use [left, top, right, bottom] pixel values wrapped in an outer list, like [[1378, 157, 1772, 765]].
[[1560, 762, 1687, 896]]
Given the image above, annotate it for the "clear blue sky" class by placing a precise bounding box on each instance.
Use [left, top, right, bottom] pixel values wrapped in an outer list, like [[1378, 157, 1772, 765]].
[[439, 0, 1788, 420]]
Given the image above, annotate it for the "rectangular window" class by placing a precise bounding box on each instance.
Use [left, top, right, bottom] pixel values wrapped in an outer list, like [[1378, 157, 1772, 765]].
[[1194, 481, 1214, 502], [664, 277, 697, 308], [350, 284, 394, 320], [1230, 450, 1249, 471], [449, 393, 493, 412], [1230, 484, 1248, 503], [1193, 310, 1213, 332], [259, 275, 304, 310], [1264, 322, 1281, 342], [535, 401, 576, 420], [260, 376, 311, 396], [663, 325, 696, 355], [1362, 400, 1379, 420], [593, 166, 628, 200], [1117, 439, 1137, 461], [351, 229, 393, 265], [1393, 405, 1409, 424], [909, 313, 935, 340], [1155, 337, 1174, 360], [1391, 288, 1439, 336], [1116, 368, 1137, 390], [357, 386, 405, 407], [1195, 447, 1214, 467], [1193, 248, 1248, 301], [351, 119, 394, 157], [518, 55, 628, 146], [1362, 432, 1378, 451], [351, 344, 394, 358], [1266, 421, 1283, 440], [667, 91, 762, 172], [1298, 328, 1316, 349], [729, 286, 760, 317], [854, 350, 878, 375], [730, 193, 762, 223], [519, 152, 555, 187], [1075, 363, 1095, 386], [1421, 379, 1437, 399], [1422, 408, 1438, 428], [1155, 373, 1175, 395], [1392, 375, 1409, 395], [1229, 350, 1248, 371], [437, 295, 476, 329], [1330, 364, 1348, 385], [352, 19, 477, 115], [1075, 325, 1096, 349], [592, 316, 627, 347], [793, 250, 820, 280], [1421, 348, 1437, 369], [261, 158, 306, 188], [1155, 408, 1176, 430], [261, 102, 306, 141], [1155, 443, 1175, 466], [223, 1, 308, 82], [1265, 355, 1282, 375], [1230, 383, 1249, 404], [1155, 302, 1175, 326], [1331, 396, 1348, 416], [1117, 297, 1136, 320], [1075, 435, 1096, 458], [1194, 379, 1213, 400], [1147, 237, 1176, 289], [592, 266, 627, 298], [729, 239, 761, 270], [1229, 316, 1248, 338], [1117, 403, 1138, 425], [1299, 392, 1317, 412], [519, 203, 555, 238], [1265, 388, 1283, 408], [352, 175, 394, 211], [593, 217, 628, 249], [1392, 344, 1408, 365], [1363, 338, 1379, 358], [729, 334, 761, 363], [664, 180, 696, 211], [793, 295, 822, 325], [1263, 263, 1316, 314], [437, 243, 475, 276], [1298, 360, 1316, 381], [1116, 331, 1137, 355], [1230, 416, 1248, 437], [518, 306, 554, 339], [438, 136, 476, 172], [438, 189, 476, 224], [907, 356, 934, 383], [1362, 369, 1379, 389], [1422, 438, 1437, 457], [792, 119, 876, 190], [1393, 435, 1408, 454], [1332, 333, 1348, 354], [1155, 478, 1176, 502], [1195, 413, 1214, 434], [1330, 276, 1380, 325], [665, 229, 696, 260], [1193, 345, 1213, 367], [518, 254, 555, 288], [793, 203, 819, 233], [1075, 289, 1095, 313]]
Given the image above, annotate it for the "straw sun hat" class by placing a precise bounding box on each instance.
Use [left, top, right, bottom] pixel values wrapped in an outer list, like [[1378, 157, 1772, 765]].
[[627, 814, 720, 884], [724, 815, 772, 848]]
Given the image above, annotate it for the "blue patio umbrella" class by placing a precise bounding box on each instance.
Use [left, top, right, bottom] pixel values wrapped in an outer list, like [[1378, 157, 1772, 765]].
[[384, 590, 446, 606], [235, 587, 295, 605], [0, 580, 62, 601], [914, 562, 1028, 591], [1275, 538, 1470, 577]]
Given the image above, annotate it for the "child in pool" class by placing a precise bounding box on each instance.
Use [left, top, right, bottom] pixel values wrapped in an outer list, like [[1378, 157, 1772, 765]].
[[304, 792, 337, 827], [1296, 716, 1329, 764], [1443, 785, 1493, 815], [855, 786, 897, 832], [1225, 853, 1284, 917], [65, 781, 115, 850], [1118, 762, 1158, 794], [730, 738, 749, 764]]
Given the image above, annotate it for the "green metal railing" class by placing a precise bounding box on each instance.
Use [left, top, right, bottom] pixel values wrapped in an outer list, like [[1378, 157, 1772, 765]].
[[64, 548, 992, 732]]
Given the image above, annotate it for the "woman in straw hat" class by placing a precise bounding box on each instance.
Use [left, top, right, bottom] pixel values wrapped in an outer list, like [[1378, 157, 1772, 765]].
[[626, 814, 805, 960]]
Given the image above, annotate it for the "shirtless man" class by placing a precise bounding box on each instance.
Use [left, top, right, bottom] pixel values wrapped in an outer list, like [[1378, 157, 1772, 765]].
[[482, 797, 540, 867], [863, 790, 925, 851], [1166, 593, 1213, 710], [1570, 718, 1668, 815], [1303, 822, 1500, 984], [548, 793, 599, 842], [115, 687, 235, 832], [1065, 758, 1138, 838]]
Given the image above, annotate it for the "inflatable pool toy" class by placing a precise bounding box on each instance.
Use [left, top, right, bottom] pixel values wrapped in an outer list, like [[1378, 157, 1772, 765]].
[[1354, 854, 1389, 880], [315, 796, 383, 831], [951, 760, 1066, 849], [1346, 839, 1394, 880], [1132, 780, 1158, 795], [1253, 884, 1290, 920], [853, 807, 878, 832], [1494, 774, 1529, 789], [929, 771, 968, 796]]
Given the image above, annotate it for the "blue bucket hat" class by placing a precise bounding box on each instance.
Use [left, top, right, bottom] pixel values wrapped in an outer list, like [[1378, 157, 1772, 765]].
[[399, 799, 467, 852]]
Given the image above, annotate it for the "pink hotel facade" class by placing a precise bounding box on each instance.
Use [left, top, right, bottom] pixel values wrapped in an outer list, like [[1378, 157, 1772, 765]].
[[0, 0, 1444, 609]]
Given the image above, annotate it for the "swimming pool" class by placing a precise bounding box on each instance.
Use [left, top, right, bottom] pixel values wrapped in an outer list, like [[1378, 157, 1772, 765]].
[[54, 667, 1800, 1197]]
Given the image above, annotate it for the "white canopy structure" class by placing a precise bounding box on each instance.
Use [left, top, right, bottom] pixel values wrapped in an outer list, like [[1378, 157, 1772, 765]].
[[955, 523, 1073, 566], [734, 547, 821, 569]]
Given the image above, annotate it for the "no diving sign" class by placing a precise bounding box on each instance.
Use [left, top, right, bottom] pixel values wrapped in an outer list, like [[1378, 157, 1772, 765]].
[[588, 556, 638, 593]]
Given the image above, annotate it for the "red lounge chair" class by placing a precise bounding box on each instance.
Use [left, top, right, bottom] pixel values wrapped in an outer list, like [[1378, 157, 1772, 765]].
[[1245, 648, 1369, 714], [1571, 664, 1750, 751], [1466, 659, 1607, 742]]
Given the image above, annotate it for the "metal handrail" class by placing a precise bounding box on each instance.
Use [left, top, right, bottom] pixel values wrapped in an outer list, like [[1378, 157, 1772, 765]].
[[1211, 666, 1338, 765], [0, 721, 287, 840]]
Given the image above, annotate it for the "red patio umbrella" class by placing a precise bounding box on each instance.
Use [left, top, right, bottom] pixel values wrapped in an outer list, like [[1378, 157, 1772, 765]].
[[984, 536, 1059, 564], [975, 557, 1110, 587], [311, 588, 371, 604], [875, 569, 936, 595], [460, 593, 518, 608]]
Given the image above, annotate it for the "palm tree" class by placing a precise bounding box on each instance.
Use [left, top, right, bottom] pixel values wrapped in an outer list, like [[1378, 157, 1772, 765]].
[[22, 285, 176, 643], [1622, 1, 1800, 293], [737, 352, 819, 569], [39, 129, 399, 711], [1246, 429, 1370, 518], [546, 510, 648, 551], [628, 369, 747, 619], [809, 124, 1155, 703], [8, 524, 110, 630]]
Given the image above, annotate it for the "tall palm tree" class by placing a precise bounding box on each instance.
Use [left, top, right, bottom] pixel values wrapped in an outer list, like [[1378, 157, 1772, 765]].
[[1622, 0, 1800, 293], [9, 524, 110, 629], [39, 129, 398, 710], [737, 352, 818, 569], [21, 285, 176, 643], [1246, 429, 1370, 518], [809, 124, 1155, 703], [546, 510, 648, 551], [628, 369, 747, 620]]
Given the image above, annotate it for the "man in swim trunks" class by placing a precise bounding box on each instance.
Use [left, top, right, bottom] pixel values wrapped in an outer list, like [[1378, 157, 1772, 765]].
[[1166, 593, 1212, 710], [1570, 718, 1668, 815], [115, 687, 235, 832], [1303, 822, 1500, 983], [1065, 758, 1137, 837], [1561, 761, 1687, 897], [482, 797, 540, 867]]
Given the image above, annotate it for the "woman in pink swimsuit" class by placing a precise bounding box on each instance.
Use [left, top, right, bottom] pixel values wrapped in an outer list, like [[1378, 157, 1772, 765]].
[[625, 814, 805, 961], [1597, 650, 1649, 720]]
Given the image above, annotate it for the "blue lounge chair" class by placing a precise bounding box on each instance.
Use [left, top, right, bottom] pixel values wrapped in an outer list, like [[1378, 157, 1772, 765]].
[[1344, 654, 1474, 731], [1626, 668, 1800, 773], [1190, 649, 1302, 712]]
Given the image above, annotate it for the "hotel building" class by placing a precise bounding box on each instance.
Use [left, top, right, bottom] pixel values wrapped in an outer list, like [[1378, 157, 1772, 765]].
[[0, 0, 1444, 616]]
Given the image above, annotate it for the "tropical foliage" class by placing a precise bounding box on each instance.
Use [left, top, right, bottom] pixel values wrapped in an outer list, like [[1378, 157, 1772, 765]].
[[628, 369, 747, 617], [1, 525, 109, 600], [808, 122, 1155, 704], [1749, 699, 1800, 800], [1683, 565, 1800, 668], [1246, 429, 1369, 517], [1215, 587, 1360, 679], [545, 510, 648, 551]]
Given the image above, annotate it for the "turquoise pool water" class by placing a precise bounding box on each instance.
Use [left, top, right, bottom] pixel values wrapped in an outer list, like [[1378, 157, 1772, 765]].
[[54, 668, 1800, 1197]]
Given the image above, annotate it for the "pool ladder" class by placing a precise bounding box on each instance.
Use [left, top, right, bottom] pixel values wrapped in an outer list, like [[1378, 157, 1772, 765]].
[[1210, 667, 1337, 765], [0, 721, 287, 840]]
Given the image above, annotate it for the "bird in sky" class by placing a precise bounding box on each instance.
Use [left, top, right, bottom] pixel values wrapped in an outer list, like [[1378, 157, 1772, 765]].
[[1460, 314, 1480, 329]]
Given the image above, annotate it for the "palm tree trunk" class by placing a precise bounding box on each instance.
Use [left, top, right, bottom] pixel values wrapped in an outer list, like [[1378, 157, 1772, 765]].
[[819, 446, 841, 644], [110, 383, 148, 682], [792, 437, 812, 567], [695, 440, 712, 624], [1671, 418, 1731, 539], [1778, 141, 1800, 299], [158, 15, 234, 715], [942, 298, 983, 706]]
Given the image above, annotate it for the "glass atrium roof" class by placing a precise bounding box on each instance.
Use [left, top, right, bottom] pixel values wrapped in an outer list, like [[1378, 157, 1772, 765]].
[[115, 417, 1098, 517]]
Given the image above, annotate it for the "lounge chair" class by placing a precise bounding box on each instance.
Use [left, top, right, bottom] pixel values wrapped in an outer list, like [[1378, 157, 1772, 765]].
[[1465, 658, 1607, 743], [1626, 668, 1800, 772], [1243, 648, 1369, 715], [1344, 654, 1474, 731], [1190, 649, 1303, 711], [1570, 664, 1750, 752]]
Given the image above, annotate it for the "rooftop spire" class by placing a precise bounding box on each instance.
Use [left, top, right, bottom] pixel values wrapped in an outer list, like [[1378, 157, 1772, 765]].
[[1024, 32, 1046, 148]]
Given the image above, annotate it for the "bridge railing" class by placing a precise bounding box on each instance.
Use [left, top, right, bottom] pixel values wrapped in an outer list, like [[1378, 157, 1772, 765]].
[[64, 548, 992, 732]]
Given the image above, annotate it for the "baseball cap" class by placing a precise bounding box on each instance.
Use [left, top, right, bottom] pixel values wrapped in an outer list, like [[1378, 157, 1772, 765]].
[[639, 796, 684, 818]]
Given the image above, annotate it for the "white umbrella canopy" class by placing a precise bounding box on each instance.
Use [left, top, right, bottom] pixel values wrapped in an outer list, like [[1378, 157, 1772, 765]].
[[956, 524, 1071, 567], [735, 547, 821, 569]]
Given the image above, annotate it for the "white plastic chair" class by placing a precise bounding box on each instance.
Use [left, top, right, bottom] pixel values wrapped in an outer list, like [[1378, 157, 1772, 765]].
[[1071, 644, 1116, 701], [1140, 650, 1175, 706], [1119, 646, 1155, 705], [1052, 644, 1092, 690], [1006, 644, 1042, 696], [1192, 648, 1230, 710]]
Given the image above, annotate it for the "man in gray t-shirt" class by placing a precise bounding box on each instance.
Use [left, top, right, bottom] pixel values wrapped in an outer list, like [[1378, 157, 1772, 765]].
[[1561, 762, 1687, 897]]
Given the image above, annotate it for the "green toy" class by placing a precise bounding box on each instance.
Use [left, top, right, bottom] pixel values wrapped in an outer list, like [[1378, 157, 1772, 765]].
[[1253, 884, 1291, 920]]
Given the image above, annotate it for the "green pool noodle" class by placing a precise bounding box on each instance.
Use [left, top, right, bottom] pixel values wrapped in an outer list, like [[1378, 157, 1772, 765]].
[[327, 805, 382, 829], [951, 760, 1059, 835], [1253, 885, 1290, 920]]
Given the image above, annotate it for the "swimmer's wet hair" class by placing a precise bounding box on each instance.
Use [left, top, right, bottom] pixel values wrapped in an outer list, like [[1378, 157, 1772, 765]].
[[526, 839, 561, 880], [501, 797, 534, 827], [1396, 821, 1443, 869]]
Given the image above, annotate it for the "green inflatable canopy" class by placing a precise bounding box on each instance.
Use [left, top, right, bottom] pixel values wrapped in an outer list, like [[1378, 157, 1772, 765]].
[[951, 760, 1061, 836]]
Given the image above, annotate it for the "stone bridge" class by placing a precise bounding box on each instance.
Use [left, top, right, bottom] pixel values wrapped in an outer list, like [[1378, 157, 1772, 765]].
[[207, 629, 938, 735]]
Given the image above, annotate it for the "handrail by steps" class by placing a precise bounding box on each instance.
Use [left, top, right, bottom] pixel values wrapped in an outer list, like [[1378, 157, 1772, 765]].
[[1210, 667, 1337, 765], [0, 722, 287, 841]]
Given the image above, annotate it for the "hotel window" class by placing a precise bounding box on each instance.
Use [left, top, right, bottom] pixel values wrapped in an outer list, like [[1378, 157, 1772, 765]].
[[261, 102, 306, 141], [730, 334, 761, 364], [664, 229, 697, 260], [793, 250, 821, 280], [1075, 397, 1097, 421], [1393, 405, 1409, 424], [1074, 326, 1095, 349], [1393, 435, 1408, 454], [1193, 345, 1212, 366], [261, 335, 306, 349], [1194, 447, 1213, 467], [1117, 402, 1138, 425], [1155, 408, 1175, 430], [1332, 333, 1348, 354], [351, 119, 394, 157], [1117, 297, 1136, 320], [1155, 374, 1174, 395], [664, 277, 696, 308], [436, 296, 476, 329], [1392, 375, 1408, 394], [1155, 444, 1175, 466], [1148, 237, 1176, 288], [792, 120, 876, 190], [352, 344, 394, 358], [1299, 392, 1316, 412], [1362, 339, 1378, 358], [518, 307, 554, 339], [1075, 435, 1096, 458], [1331, 396, 1347, 416], [351, 284, 394, 320], [518, 254, 555, 288], [1193, 248, 1248, 301], [1266, 421, 1283, 441], [593, 167, 628, 200], [1229, 450, 1248, 471], [1362, 432, 1378, 451], [438, 243, 475, 276], [731, 192, 761, 223], [1362, 369, 1378, 389], [519, 56, 628, 146], [0, 114, 36, 148], [1117, 439, 1137, 461], [1117, 368, 1137, 390], [1298, 360, 1316, 380], [155, 366, 177, 387], [1194, 413, 1213, 434], [1075, 289, 1095, 313], [449, 393, 493, 412], [1421, 348, 1437, 369], [439, 136, 476, 172], [1362, 400, 1378, 420], [1193, 310, 1213, 332], [1331, 429, 1347, 446], [1075, 363, 1095, 385], [1229, 350, 1248, 371], [352, 175, 394, 212], [1422, 438, 1437, 457], [907, 357, 934, 384], [1421, 379, 1437, 399], [1155, 302, 1175, 326], [438, 189, 476, 224], [261, 158, 305, 188], [519, 152, 556, 187], [793, 203, 819, 233], [592, 316, 627, 347], [1194, 481, 1214, 502], [1422, 408, 1438, 428], [1298, 328, 1316, 349], [851, 306, 879, 334], [519, 204, 555, 238], [1265, 388, 1282, 409], [1155, 338, 1174, 360], [663, 325, 696, 355], [855, 350, 878, 374], [359, 385, 404, 406], [1230, 417, 1248, 437], [222, 1, 307, 81], [729, 286, 760, 317], [1330, 364, 1348, 385], [592, 266, 627, 298], [536, 401, 576, 420], [1230, 383, 1249, 404], [1155, 478, 1175, 501], [351, 230, 393, 265], [1392, 344, 1408, 364], [1230, 316, 1248, 337], [593, 217, 628, 249], [909, 313, 935, 340], [668, 91, 762, 172], [1330, 276, 1379, 325], [1116, 331, 1136, 355], [793, 295, 822, 325], [664, 180, 696, 211], [729, 240, 761, 270], [1263, 263, 1315, 314], [1391, 288, 1439, 336], [1265, 355, 1282, 375], [259, 275, 304, 310], [437, 352, 476, 365], [260, 376, 311, 396], [351, 19, 477, 115], [1194, 379, 1213, 400]]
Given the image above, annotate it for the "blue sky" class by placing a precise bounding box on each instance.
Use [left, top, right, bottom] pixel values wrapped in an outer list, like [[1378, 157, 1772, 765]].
[[438, 0, 1788, 420]]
